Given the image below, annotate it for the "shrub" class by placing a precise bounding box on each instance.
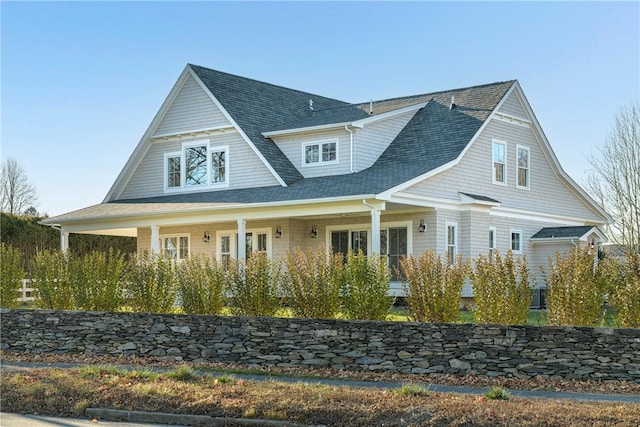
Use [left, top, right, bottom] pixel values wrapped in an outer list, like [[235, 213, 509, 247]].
[[341, 249, 393, 320], [126, 251, 177, 313], [400, 251, 469, 323], [177, 255, 226, 315], [609, 256, 640, 328], [227, 252, 281, 317], [396, 383, 432, 397], [542, 247, 610, 326], [31, 250, 73, 310], [471, 250, 533, 325], [69, 249, 126, 311], [282, 247, 343, 319], [0, 243, 24, 308], [484, 386, 510, 400]]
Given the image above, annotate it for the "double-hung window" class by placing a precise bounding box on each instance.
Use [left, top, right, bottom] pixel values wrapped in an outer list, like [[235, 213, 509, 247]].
[[516, 145, 530, 189], [164, 141, 229, 191], [303, 139, 338, 166], [446, 222, 458, 264], [492, 139, 507, 185], [510, 229, 523, 254], [489, 227, 497, 256]]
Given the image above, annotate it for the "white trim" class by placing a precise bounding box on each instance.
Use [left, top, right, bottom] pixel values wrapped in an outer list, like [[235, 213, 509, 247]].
[[150, 125, 236, 141], [163, 151, 182, 192], [215, 227, 273, 261], [494, 111, 532, 128], [325, 220, 413, 258], [516, 144, 530, 190], [377, 82, 519, 199], [510, 229, 523, 254], [159, 233, 191, 260], [262, 102, 427, 138], [492, 138, 507, 186], [187, 67, 287, 187], [490, 206, 592, 225], [301, 138, 339, 167], [510, 82, 612, 223], [446, 221, 458, 263], [489, 226, 497, 254]]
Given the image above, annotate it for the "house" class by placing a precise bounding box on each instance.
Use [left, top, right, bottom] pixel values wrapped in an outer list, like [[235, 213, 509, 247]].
[[41, 64, 611, 297]]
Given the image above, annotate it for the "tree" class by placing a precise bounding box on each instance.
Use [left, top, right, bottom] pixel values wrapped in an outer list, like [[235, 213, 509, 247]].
[[586, 103, 640, 262], [0, 158, 38, 215]]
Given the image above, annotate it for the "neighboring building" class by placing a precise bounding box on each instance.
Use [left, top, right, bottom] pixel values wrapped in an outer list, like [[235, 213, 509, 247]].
[[42, 64, 610, 297]]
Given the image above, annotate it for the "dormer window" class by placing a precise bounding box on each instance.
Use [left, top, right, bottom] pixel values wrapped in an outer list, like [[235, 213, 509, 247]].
[[303, 139, 338, 167], [164, 140, 229, 192]]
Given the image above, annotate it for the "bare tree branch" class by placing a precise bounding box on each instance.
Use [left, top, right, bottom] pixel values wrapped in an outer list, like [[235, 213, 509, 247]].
[[0, 158, 38, 215], [586, 103, 640, 262]]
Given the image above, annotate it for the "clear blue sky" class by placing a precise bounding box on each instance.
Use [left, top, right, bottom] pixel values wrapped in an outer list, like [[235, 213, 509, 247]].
[[2, 1, 638, 216]]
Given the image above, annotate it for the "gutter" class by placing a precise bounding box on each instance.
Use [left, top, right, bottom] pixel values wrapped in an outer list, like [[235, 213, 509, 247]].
[[345, 125, 354, 173]]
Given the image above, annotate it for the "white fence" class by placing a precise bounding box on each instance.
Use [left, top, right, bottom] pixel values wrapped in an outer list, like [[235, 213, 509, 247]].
[[16, 279, 35, 303]]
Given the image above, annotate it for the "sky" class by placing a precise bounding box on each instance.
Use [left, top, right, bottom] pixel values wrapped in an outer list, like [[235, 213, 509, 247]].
[[1, 1, 639, 217]]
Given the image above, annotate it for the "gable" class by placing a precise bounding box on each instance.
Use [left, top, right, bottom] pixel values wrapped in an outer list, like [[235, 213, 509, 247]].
[[153, 74, 232, 137], [497, 89, 528, 119]]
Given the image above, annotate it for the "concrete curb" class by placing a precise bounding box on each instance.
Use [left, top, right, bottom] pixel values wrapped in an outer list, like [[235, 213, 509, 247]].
[[85, 408, 326, 427]]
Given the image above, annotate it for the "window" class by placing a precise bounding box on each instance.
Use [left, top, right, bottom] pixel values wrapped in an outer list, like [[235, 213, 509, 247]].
[[517, 146, 530, 189], [161, 235, 189, 260], [303, 139, 338, 166], [220, 235, 231, 269], [164, 141, 229, 191], [489, 227, 497, 256], [447, 223, 457, 264], [330, 229, 368, 258], [185, 145, 207, 186], [351, 230, 368, 255], [216, 229, 271, 264], [210, 150, 226, 184], [510, 229, 523, 254], [165, 154, 181, 188], [492, 140, 506, 185], [387, 227, 408, 281]]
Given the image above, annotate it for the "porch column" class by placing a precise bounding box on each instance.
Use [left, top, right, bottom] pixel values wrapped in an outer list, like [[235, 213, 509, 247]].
[[370, 207, 382, 255], [150, 224, 160, 253], [60, 228, 69, 254], [237, 218, 246, 260]]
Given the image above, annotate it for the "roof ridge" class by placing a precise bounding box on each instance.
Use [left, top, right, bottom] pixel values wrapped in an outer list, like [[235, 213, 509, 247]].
[[188, 63, 349, 106], [353, 79, 518, 106]]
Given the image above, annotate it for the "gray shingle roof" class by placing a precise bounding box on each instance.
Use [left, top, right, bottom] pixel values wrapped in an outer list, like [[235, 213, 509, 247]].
[[189, 64, 349, 185], [531, 226, 600, 239], [45, 69, 517, 223]]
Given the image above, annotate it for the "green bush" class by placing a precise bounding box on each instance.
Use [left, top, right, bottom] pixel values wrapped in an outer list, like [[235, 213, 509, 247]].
[[471, 250, 533, 325], [31, 250, 73, 310], [341, 249, 393, 320], [0, 243, 24, 307], [400, 251, 469, 323], [126, 251, 177, 313], [177, 255, 226, 315], [69, 249, 126, 311], [282, 247, 343, 319], [542, 247, 609, 326], [227, 252, 281, 317], [609, 257, 640, 328]]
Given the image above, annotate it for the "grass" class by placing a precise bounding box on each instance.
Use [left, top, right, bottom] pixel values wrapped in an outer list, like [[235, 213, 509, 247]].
[[2, 367, 638, 426], [484, 386, 510, 400]]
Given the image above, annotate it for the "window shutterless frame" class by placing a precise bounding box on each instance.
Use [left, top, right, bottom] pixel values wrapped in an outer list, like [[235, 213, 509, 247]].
[[492, 139, 507, 185]]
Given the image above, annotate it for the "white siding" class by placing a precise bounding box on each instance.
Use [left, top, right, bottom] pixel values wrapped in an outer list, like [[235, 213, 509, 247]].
[[404, 119, 604, 222], [153, 75, 231, 136], [354, 110, 417, 171], [498, 90, 528, 118], [118, 131, 280, 200]]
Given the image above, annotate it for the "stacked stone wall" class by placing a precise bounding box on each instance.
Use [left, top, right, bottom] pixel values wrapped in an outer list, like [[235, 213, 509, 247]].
[[1, 309, 638, 382]]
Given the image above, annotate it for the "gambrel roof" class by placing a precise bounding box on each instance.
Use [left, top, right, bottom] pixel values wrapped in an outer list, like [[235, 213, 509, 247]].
[[42, 64, 611, 226], [114, 69, 515, 204]]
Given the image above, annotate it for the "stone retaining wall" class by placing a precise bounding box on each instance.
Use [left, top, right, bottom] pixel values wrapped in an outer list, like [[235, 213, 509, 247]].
[[2, 309, 639, 382]]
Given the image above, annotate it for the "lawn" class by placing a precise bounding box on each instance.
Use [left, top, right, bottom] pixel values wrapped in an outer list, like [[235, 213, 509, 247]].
[[1, 365, 638, 427]]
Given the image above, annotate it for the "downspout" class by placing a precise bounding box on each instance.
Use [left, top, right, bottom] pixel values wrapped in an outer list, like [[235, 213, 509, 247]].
[[345, 125, 354, 173]]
